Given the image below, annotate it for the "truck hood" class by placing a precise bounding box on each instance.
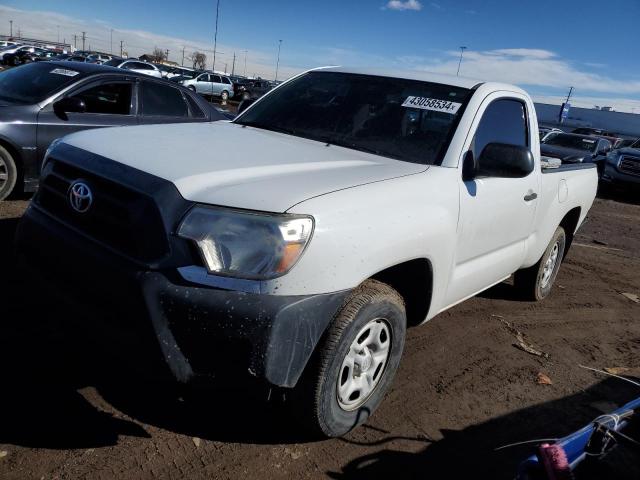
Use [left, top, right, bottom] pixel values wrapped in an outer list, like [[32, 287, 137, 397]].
[[540, 144, 593, 163], [62, 121, 427, 212]]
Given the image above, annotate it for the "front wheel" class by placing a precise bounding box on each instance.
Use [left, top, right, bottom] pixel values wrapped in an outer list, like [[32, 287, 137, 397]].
[[220, 90, 229, 101], [188, 85, 196, 92], [0, 144, 18, 201], [297, 279, 406, 437], [514, 226, 566, 301]]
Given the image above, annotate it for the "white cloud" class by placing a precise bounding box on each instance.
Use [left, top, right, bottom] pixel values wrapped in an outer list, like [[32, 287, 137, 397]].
[[429, 2, 442, 9], [404, 48, 640, 97], [385, 0, 422, 11]]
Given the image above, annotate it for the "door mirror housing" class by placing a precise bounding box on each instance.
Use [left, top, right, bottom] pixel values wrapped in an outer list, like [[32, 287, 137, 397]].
[[476, 142, 534, 178], [53, 96, 87, 115], [237, 98, 256, 115]]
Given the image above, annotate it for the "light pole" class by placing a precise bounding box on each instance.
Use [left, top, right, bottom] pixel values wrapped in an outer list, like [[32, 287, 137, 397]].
[[212, 0, 220, 72], [57, 25, 60, 43], [456, 46, 467, 76], [243, 49, 248, 76], [275, 39, 282, 82], [9, 20, 12, 38], [110, 28, 113, 54]]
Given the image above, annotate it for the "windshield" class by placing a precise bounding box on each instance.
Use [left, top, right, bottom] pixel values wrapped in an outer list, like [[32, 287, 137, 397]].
[[543, 133, 598, 152], [235, 71, 472, 165], [0, 62, 82, 104]]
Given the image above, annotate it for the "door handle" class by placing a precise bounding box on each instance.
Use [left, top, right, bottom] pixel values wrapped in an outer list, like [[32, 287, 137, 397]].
[[524, 192, 538, 201]]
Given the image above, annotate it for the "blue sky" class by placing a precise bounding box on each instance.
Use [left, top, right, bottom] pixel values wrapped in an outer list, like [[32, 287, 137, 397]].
[[3, 0, 639, 111]]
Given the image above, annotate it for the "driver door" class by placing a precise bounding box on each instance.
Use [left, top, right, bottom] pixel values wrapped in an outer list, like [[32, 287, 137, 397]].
[[445, 94, 540, 306]]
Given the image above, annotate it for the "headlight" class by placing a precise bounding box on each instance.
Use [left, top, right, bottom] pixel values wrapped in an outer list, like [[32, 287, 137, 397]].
[[178, 206, 314, 280]]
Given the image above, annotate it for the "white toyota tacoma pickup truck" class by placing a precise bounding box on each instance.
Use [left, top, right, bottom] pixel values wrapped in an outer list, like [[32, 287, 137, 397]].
[[16, 67, 597, 437]]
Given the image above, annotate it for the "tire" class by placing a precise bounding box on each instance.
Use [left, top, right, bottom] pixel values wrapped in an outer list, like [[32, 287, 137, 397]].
[[0, 144, 18, 201], [220, 90, 229, 101], [298, 279, 406, 437], [188, 85, 196, 92], [242, 91, 251, 101], [514, 226, 566, 301]]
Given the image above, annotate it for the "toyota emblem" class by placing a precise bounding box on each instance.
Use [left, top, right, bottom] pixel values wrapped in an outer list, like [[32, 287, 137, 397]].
[[68, 180, 93, 213]]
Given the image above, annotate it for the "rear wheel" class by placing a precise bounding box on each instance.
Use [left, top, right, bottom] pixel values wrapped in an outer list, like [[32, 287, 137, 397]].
[[242, 91, 251, 101], [297, 279, 406, 437], [0, 145, 18, 201], [220, 90, 229, 101], [514, 226, 566, 301]]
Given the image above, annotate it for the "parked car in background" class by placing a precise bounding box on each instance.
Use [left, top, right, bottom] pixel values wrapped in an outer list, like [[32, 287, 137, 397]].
[[103, 58, 163, 78], [233, 78, 272, 101], [538, 126, 563, 141], [15, 67, 597, 437], [541, 132, 611, 176], [0, 45, 35, 64], [180, 72, 234, 100], [86, 53, 112, 64], [0, 61, 228, 200], [2, 47, 49, 66], [572, 127, 616, 137], [616, 138, 639, 149], [602, 141, 640, 188], [156, 64, 196, 79], [66, 55, 89, 63], [0, 41, 18, 48]]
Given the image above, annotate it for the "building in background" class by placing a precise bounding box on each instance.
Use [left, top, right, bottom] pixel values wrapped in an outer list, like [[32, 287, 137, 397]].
[[535, 103, 640, 138]]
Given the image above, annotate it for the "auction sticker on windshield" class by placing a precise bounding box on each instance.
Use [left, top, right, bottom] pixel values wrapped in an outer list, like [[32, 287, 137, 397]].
[[50, 68, 79, 77], [402, 96, 461, 114]]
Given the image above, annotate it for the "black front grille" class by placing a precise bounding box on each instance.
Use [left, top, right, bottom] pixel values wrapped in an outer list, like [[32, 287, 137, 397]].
[[619, 157, 640, 177], [35, 159, 169, 263]]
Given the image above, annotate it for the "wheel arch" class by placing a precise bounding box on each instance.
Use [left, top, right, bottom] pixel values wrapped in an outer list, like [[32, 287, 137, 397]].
[[369, 258, 433, 327], [558, 206, 581, 260]]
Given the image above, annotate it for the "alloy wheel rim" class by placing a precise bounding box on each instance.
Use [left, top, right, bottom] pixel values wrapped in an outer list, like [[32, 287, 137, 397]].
[[541, 242, 560, 288], [337, 318, 391, 411], [0, 156, 7, 190]]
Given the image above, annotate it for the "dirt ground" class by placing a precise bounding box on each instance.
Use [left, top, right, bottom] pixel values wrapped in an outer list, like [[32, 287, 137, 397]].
[[0, 189, 639, 479]]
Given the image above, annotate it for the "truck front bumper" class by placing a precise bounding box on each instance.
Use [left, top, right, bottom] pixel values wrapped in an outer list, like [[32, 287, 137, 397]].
[[15, 204, 349, 388]]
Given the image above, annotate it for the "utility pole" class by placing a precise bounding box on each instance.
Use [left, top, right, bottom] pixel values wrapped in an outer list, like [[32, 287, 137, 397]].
[[231, 51, 236, 76], [81, 31, 86, 51], [243, 49, 247, 76], [120, 40, 124, 57], [73, 34, 77, 49], [275, 39, 282, 82], [110, 29, 113, 54], [456, 46, 467, 76], [181, 46, 185, 66], [165, 49, 169, 62], [212, 0, 220, 72], [224, 62, 228, 73], [57, 25, 60, 43], [9, 20, 12, 37]]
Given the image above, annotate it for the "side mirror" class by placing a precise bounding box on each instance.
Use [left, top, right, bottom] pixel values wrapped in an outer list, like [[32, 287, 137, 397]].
[[53, 96, 87, 115], [476, 142, 534, 178], [462, 150, 477, 181], [597, 144, 611, 156], [237, 98, 256, 114]]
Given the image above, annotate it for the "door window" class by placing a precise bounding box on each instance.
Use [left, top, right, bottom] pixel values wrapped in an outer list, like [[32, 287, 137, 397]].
[[141, 81, 189, 117], [69, 82, 133, 115], [221, 77, 231, 84], [212, 75, 222, 84], [197, 74, 209, 82], [471, 99, 528, 159]]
